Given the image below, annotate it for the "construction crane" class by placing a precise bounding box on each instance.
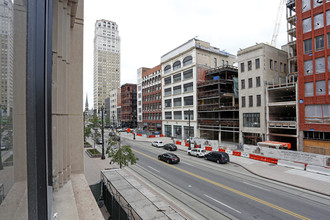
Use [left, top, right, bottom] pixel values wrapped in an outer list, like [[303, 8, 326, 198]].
[[271, 0, 286, 47]]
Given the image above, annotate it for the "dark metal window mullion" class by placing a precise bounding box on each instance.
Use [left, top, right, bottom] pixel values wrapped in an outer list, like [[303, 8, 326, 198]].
[[27, 0, 52, 219]]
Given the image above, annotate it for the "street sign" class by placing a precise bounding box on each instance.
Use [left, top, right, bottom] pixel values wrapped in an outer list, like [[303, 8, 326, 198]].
[[126, 128, 131, 133]]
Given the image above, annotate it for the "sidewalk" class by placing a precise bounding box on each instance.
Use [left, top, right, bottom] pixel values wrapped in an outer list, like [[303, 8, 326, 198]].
[[118, 132, 330, 196]]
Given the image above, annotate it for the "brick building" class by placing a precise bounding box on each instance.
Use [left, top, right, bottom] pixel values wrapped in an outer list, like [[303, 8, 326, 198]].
[[121, 83, 137, 128], [142, 65, 162, 133]]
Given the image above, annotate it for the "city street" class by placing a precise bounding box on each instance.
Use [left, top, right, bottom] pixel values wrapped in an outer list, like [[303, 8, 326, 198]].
[[120, 137, 330, 220]]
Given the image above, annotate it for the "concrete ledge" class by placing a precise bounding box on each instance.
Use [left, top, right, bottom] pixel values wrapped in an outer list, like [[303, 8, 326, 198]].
[[306, 165, 330, 176], [278, 160, 306, 170]]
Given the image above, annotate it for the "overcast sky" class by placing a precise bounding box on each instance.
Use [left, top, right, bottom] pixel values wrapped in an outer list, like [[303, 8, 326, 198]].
[[83, 0, 288, 108]]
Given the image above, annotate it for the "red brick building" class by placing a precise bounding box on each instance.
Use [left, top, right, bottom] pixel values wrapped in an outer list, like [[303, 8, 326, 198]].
[[142, 65, 162, 133], [295, 0, 330, 154], [121, 83, 137, 128]]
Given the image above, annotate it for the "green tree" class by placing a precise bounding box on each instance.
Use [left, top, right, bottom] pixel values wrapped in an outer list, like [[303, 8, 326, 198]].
[[108, 145, 138, 168], [89, 115, 101, 148]]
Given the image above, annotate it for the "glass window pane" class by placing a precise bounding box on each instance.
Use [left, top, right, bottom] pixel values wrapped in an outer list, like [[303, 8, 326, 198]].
[[302, 0, 311, 12], [304, 60, 313, 75], [304, 39, 313, 53], [314, 13, 324, 30], [183, 69, 193, 80], [316, 80, 326, 95], [305, 82, 314, 96], [303, 18, 312, 33], [315, 36, 324, 51], [327, 11, 330, 26], [315, 57, 325, 74], [313, 0, 323, 8]]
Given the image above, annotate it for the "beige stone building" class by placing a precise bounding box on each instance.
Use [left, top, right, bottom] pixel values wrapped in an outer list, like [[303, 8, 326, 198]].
[[93, 19, 120, 112], [161, 38, 236, 140], [0, 0, 102, 219], [237, 43, 288, 146]]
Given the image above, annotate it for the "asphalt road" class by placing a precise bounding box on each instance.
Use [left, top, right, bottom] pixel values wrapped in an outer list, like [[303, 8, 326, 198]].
[[122, 138, 330, 220]]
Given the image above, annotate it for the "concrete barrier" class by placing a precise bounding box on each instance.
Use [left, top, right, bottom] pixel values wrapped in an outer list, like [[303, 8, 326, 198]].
[[278, 160, 306, 170], [306, 165, 330, 176]]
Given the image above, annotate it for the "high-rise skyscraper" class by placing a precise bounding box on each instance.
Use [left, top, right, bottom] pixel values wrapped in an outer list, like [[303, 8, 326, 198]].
[[93, 19, 120, 111], [0, 0, 13, 114]]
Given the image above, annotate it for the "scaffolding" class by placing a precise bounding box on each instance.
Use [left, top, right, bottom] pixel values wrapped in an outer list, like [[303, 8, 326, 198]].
[[197, 65, 239, 144]]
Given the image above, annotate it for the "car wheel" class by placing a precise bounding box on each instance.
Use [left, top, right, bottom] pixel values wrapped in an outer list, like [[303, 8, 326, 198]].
[[217, 159, 220, 164], [188, 152, 191, 155], [158, 156, 161, 160], [167, 159, 170, 164]]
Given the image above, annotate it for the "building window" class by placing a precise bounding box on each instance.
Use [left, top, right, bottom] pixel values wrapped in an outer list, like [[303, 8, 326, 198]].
[[284, 64, 287, 73], [165, 99, 171, 107], [184, 96, 193, 106], [248, 78, 253, 88], [255, 58, 260, 69], [243, 113, 260, 127], [183, 55, 192, 66], [184, 82, 193, 92], [305, 104, 330, 124], [214, 58, 217, 67], [302, 0, 311, 12], [184, 110, 194, 120], [164, 76, 171, 85], [184, 126, 194, 140], [173, 98, 182, 107], [240, 63, 245, 72], [328, 33, 330, 48], [303, 18, 312, 33], [313, 0, 323, 8], [280, 62, 283, 72], [249, 95, 253, 107], [173, 125, 182, 139], [305, 82, 314, 97], [164, 125, 172, 137], [173, 73, 181, 83], [257, 95, 261, 107], [270, 59, 273, 70], [173, 61, 181, 71], [274, 61, 277, 71], [173, 85, 181, 95], [164, 88, 171, 96], [256, 76, 261, 87], [183, 69, 193, 80], [315, 57, 325, 73], [316, 80, 326, 95], [304, 39, 313, 54], [315, 36, 324, 51], [248, 61, 252, 71], [174, 111, 182, 120], [304, 60, 313, 75], [327, 10, 330, 26], [242, 96, 246, 108], [164, 65, 171, 74], [241, 79, 245, 89], [165, 112, 172, 120], [314, 13, 324, 30]]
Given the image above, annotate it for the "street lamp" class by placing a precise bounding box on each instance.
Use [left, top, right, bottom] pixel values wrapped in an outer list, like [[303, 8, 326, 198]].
[[101, 106, 105, 160], [112, 111, 115, 132], [0, 109, 3, 170]]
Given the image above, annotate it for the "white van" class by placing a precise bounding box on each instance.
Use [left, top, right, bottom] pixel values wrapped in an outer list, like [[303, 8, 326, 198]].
[[188, 148, 206, 157]]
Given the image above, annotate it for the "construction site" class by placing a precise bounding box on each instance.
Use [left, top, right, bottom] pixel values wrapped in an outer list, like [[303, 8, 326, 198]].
[[266, 76, 298, 151], [197, 65, 239, 145]]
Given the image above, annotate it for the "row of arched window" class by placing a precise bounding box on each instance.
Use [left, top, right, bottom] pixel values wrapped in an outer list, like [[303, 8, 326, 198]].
[[164, 55, 193, 74]]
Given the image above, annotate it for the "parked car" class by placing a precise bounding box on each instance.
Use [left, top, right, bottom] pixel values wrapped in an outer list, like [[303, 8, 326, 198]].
[[188, 148, 206, 157], [204, 151, 230, 164], [118, 128, 126, 132], [163, 143, 177, 151], [158, 153, 180, 164], [104, 124, 111, 128], [152, 140, 164, 148]]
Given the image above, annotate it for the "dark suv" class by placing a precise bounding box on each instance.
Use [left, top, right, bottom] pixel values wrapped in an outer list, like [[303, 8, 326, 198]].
[[163, 143, 177, 151], [204, 151, 229, 164]]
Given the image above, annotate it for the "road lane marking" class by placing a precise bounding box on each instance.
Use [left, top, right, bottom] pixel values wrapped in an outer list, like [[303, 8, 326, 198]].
[[147, 166, 160, 173], [243, 181, 270, 191], [204, 194, 241, 214], [132, 149, 311, 220]]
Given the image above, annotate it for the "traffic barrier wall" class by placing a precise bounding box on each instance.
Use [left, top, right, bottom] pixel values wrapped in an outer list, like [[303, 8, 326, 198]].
[[218, 148, 226, 152], [278, 160, 306, 170], [306, 165, 330, 176], [176, 141, 181, 145], [205, 146, 212, 151], [232, 151, 241, 156], [136, 133, 142, 136]]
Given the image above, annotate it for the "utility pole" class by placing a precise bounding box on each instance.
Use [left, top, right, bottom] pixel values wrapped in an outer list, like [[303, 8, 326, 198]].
[[0, 109, 3, 170], [188, 109, 191, 150], [101, 106, 105, 160]]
